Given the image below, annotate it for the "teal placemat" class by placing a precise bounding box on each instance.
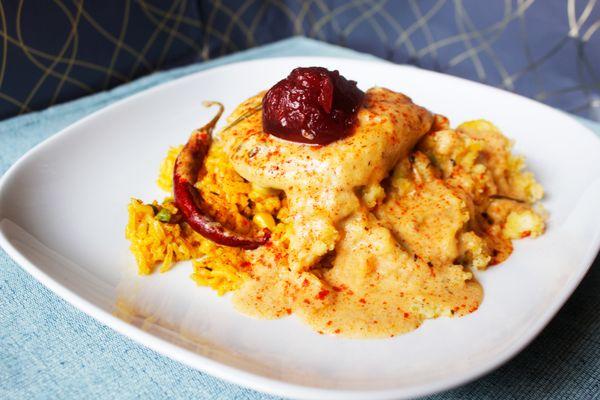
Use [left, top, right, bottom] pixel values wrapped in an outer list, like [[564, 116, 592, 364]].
[[1, 37, 599, 400]]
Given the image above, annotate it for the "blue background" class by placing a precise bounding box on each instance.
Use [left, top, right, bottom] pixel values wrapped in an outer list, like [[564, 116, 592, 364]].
[[1, 0, 599, 121]]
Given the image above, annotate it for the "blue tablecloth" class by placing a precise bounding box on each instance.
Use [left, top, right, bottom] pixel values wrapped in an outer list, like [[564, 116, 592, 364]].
[[1, 37, 599, 400]]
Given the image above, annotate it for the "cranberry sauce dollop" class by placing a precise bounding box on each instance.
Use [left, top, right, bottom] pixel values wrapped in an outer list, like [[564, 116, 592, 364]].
[[262, 67, 365, 145]]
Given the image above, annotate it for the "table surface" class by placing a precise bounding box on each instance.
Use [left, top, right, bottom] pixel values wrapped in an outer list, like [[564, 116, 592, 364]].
[[1, 37, 599, 400]]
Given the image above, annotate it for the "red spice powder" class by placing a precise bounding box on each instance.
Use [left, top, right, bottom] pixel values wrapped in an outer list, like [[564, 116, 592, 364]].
[[240, 261, 252, 270]]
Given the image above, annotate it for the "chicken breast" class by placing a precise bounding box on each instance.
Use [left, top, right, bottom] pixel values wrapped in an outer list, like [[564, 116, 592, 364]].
[[221, 87, 434, 270]]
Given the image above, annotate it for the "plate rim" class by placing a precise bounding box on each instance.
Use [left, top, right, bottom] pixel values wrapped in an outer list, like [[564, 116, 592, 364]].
[[1, 55, 600, 400]]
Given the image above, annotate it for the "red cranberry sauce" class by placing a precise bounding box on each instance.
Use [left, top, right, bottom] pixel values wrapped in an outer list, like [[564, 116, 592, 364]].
[[262, 67, 365, 145]]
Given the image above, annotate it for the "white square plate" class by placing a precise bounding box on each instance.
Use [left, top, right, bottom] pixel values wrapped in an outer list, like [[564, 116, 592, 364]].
[[1, 57, 599, 400]]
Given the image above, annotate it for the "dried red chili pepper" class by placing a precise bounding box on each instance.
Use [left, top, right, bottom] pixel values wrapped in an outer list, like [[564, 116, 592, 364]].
[[173, 102, 270, 249]]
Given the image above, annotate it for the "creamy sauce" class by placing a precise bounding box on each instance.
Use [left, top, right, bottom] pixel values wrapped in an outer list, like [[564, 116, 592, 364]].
[[232, 208, 481, 338], [220, 88, 484, 338], [223, 88, 433, 271]]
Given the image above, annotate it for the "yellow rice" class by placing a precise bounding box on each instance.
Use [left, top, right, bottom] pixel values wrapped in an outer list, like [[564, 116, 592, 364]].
[[126, 140, 285, 294], [157, 145, 182, 192], [125, 198, 205, 275], [191, 243, 248, 295]]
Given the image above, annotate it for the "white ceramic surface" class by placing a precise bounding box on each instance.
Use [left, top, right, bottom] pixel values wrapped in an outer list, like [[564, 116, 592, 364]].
[[1, 57, 599, 400]]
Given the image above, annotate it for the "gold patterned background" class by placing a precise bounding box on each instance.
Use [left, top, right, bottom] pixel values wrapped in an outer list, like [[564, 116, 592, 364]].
[[1, 0, 599, 120]]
